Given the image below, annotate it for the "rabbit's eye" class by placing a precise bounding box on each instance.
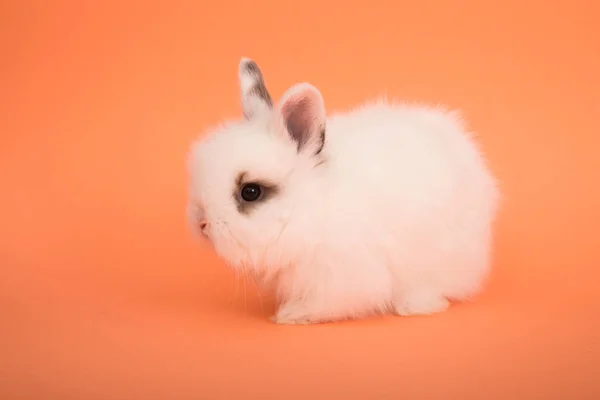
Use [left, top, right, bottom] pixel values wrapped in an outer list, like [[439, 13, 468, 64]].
[[241, 183, 262, 202], [234, 173, 279, 214]]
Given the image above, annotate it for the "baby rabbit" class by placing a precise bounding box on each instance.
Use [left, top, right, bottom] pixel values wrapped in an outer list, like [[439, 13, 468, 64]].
[[187, 58, 500, 324]]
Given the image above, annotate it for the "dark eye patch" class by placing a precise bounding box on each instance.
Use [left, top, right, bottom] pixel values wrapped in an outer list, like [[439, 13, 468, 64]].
[[233, 172, 279, 215]]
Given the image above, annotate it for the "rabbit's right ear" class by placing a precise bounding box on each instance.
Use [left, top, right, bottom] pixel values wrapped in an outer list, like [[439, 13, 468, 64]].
[[239, 58, 273, 119]]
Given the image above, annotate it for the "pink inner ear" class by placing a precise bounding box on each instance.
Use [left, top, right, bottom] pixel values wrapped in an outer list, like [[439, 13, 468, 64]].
[[279, 87, 325, 150], [282, 98, 312, 144]]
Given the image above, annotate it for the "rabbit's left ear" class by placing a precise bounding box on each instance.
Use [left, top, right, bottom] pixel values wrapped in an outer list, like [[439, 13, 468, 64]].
[[239, 58, 273, 119], [276, 83, 326, 156]]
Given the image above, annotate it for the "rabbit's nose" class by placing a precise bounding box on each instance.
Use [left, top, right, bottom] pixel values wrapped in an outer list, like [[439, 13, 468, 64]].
[[199, 221, 209, 236]]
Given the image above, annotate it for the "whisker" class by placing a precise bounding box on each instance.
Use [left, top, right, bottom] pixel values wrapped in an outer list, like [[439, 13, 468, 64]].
[[231, 270, 240, 310], [243, 269, 248, 317], [249, 273, 264, 316]]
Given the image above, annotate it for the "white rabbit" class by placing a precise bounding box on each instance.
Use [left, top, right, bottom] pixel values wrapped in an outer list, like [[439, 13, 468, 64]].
[[187, 58, 500, 324]]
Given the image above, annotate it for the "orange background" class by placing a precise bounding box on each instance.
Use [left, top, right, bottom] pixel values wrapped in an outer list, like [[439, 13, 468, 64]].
[[1, 1, 599, 399]]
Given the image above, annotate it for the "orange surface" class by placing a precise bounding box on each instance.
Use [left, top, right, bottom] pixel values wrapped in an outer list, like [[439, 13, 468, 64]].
[[1, 1, 599, 399]]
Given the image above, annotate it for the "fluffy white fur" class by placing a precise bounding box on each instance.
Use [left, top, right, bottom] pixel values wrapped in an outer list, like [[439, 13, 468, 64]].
[[187, 58, 500, 324]]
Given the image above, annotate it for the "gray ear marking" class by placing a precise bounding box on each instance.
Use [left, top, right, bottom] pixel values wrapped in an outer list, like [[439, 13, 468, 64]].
[[239, 58, 273, 119], [315, 126, 326, 155]]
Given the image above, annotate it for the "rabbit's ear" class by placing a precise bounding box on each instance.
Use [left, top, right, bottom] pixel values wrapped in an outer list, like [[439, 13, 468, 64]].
[[239, 58, 273, 119], [276, 83, 326, 155]]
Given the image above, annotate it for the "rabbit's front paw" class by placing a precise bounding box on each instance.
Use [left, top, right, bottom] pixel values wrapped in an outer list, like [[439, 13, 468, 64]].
[[394, 291, 450, 317], [271, 302, 320, 325]]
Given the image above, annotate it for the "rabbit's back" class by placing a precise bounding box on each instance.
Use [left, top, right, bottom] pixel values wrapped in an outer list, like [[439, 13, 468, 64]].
[[322, 102, 500, 300]]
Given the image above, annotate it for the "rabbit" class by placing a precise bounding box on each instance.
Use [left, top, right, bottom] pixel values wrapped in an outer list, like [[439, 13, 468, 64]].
[[186, 58, 500, 325]]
